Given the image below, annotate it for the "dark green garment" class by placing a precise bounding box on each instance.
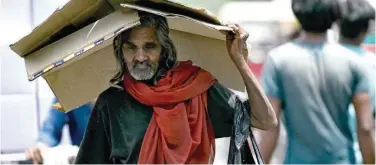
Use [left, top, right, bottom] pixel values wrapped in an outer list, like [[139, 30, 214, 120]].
[[75, 81, 250, 164]]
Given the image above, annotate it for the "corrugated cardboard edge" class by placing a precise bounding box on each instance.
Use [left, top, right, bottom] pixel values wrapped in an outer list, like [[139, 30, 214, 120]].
[[120, 3, 232, 33], [10, 0, 223, 58], [109, 0, 221, 24], [28, 19, 141, 81]]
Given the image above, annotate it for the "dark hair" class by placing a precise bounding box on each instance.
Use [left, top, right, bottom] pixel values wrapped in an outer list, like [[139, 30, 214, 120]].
[[292, 0, 340, 33], [110, 12, 177, 88], [339, 0, 375, 39]]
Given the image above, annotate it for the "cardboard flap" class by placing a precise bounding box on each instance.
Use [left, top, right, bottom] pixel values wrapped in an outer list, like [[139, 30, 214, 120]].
[[10, 0, 115, 57], [25, 11, 140, 80], [120, 3, 232, 40], [109, 0, 221, 24]]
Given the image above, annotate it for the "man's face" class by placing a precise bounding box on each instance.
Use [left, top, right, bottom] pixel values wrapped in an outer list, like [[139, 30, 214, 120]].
[[122, 27, 162, 81]]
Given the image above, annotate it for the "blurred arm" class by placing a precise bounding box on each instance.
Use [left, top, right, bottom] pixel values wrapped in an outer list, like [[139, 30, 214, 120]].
[[353, 93, 375, 164], [352, 62, 375, 164], [25, 98, 67, 164], [258, 98, 282, 163], [37, 98, 66, 147], [258, 55, 283, 163]]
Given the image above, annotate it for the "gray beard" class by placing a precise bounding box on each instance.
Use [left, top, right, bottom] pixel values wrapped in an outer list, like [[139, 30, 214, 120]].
[[130, 67, 156, 81]]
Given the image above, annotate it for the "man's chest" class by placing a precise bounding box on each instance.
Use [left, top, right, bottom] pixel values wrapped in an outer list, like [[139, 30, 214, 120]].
[[105, 101, 153, 163]]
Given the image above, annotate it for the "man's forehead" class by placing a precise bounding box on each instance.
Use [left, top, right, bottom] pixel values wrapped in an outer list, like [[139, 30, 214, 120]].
[[128, 26, 158, 41]]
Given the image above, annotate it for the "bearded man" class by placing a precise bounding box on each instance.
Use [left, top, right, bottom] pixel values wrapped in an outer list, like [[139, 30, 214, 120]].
[[74, 12, 277, 164]]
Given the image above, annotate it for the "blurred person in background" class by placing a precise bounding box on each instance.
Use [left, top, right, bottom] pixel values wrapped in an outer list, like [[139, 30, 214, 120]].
[[338, 0, 376, 163], [25, 97, 93, 164], [259, 0, 375, 164]]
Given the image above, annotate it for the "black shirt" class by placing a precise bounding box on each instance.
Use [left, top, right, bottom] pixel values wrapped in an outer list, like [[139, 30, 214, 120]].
[[75, 81, 250, 164]]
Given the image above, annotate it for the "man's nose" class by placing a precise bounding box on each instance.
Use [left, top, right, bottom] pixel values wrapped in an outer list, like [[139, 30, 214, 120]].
[[135, 49, 148, 62]]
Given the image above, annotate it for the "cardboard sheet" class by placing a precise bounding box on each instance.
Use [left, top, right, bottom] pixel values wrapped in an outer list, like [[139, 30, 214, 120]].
[[11, 1, 246, 112]]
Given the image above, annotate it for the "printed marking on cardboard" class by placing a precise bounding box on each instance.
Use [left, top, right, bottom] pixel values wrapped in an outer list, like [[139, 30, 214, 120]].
[[74, 49, 84, 56], [94, 38, 105, 45], [54, 59, 64, 66], [33, 70, 44, 79]]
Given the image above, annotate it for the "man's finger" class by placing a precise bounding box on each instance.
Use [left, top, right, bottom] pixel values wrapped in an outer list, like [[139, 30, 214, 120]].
[[228, 24, 240, 35], [241, 32, 249, 40], [232, 24, 248, 39], [234, 24, 244, 34], [34, 150, 43, 164], [234, 24, 242, 29], [234, 24, 245, 33], [239, 29, 249, 38], [30, 150, 37, 162]]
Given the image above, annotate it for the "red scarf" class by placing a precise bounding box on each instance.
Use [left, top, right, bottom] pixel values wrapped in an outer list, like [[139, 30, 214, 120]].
[[123, 61, 216, 164]]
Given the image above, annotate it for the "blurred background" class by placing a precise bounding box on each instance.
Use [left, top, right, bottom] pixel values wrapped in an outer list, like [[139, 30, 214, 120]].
[[0, 0, 74, 158], [0, 0, 374, 164]]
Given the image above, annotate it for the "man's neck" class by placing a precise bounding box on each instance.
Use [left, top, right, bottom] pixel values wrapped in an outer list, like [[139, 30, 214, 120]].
[[296, 31, 328, 43], [339, 37, 362, 46]]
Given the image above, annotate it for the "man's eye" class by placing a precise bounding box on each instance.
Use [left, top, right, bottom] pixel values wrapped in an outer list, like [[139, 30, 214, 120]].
[[145, 44, 156, 49], [123, 45, 136, 50]]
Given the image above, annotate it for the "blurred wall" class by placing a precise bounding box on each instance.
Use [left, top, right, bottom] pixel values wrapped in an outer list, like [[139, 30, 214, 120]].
[[1, 0, 38, 153], [0, 0, 71, 154]]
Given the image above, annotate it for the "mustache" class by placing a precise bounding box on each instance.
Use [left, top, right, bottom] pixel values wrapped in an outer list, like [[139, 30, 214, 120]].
[[133, 60, 152, 68]]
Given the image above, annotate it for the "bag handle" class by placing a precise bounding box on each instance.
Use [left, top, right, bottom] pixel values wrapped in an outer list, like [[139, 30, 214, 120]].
[[248, 128, 264, 165]]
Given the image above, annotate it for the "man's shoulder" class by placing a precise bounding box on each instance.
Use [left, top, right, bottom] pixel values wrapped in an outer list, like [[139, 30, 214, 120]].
[[268, 42, 298, 57], [364, 50, 376, 56], [363, 51, 376, 63], [362, 52, 376, 73], [96, 82, 128, 106], [322, 43, 369, 67], [100, 84, 124, 98], [207, 81, 248, 103], [262, 42, 305, 69], [267, 42, 309, 62], [326, 43, 362, 58], [332, 43, 359, 58], [208, 81, 234, 97]]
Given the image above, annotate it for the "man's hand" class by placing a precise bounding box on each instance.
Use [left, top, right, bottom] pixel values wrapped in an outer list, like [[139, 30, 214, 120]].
[[224, 24, 277, 130], [25, 143, 49, 164], [226, 24, 249, 62]]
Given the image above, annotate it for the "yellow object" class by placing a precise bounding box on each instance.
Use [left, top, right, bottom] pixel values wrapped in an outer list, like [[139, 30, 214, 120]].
[[52, 103, 64, 111]]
